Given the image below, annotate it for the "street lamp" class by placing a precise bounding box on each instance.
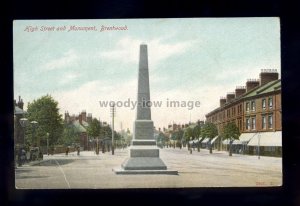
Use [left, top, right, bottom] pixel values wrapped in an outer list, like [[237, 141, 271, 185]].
[[258, 132, 261, 159], [30, 121, 38, 147], [19, 118, 29, 145]]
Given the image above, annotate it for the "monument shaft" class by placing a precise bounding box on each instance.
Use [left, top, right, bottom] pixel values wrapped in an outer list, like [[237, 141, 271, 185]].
[[114, 44, 177, 174], [134, 44, 154, 140]]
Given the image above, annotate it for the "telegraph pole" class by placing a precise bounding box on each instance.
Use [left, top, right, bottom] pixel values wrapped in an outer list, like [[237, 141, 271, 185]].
[[110, 103, 116, 155]]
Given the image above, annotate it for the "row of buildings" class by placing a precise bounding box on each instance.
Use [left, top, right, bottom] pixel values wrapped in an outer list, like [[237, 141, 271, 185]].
[[205, 69, 281, 156], [158, 69, 282, 157]]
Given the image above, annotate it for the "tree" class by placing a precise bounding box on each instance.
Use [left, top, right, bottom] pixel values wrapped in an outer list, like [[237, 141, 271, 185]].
[[183, 127, 193, 147], [87, 118, 101, 139], [193, 125, 201, 139], [101, 125, 112, 139], [61, 123, 80, 146], [222, 122, 240, 156], [193, 125, 202, 152], [25, 95, 63, 147], [201, 122, 218, 153], [176, 130, 184, 148]]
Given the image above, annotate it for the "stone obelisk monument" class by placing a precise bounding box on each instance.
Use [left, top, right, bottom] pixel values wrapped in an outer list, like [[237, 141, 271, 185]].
[[114, 44, 177, 174]]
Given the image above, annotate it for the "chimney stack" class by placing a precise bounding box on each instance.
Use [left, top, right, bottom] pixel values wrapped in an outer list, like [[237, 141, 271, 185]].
[[81, 110, 87, 122], [17, 96, 24, 109], [259, 69, 279, 86], [246, 79, 260, 92], [220, 97, 226, 107], [226, 92, 235, 103], [87, 113, 92, 123], [235, 86, 246, 98], [79, 113, 82, 124]]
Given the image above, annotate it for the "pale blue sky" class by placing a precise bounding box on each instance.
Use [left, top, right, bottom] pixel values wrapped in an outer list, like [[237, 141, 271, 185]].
[[14, 18, 280, 130]]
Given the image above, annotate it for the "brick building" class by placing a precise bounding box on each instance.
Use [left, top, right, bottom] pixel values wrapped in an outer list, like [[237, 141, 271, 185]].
[[14, 96, 26, 146], [205, 69, 281, 156], [64, 110, 93, 150]]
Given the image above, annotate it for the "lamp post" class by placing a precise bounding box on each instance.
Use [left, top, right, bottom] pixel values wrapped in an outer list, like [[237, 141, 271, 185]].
[[258, 132, 261, 159], [31, 121, 38, 147], [110, 103, 116, 155], [19, 118, 29, 145]]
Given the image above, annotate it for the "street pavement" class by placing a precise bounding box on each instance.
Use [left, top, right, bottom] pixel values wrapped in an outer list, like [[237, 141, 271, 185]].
[[15, 147, 282, 189]]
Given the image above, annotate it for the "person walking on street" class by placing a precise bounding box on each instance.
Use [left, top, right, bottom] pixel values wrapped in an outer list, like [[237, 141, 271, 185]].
[[77, 146, 80, 156], [65, 146, 69, 156]]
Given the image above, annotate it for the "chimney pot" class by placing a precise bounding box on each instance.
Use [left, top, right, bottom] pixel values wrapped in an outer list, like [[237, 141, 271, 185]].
[[246, 79, 260, 92], [259, 70, 279, 86]]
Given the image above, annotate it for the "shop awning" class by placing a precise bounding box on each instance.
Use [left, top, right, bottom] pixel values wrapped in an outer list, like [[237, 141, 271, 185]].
[[222, 133, 257, 145], [201, 138, 210, 143], [211, 136, 219, 144], [247, 131, 282, 147], [222, 139, 231, 145], [189, 139, 199, 144], [239, 132, 257, 143], [222, 139, 240, 145]]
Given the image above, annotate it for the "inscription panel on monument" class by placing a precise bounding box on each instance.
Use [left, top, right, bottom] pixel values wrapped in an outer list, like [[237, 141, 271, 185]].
[[134, 120, 154, 140]]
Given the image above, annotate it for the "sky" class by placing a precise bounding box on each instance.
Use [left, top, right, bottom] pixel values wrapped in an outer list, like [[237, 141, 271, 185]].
[[13, 18, 281, 131]]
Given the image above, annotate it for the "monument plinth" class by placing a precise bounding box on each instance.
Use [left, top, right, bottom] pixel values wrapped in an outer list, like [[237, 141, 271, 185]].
[[114, 44, 177, 175]]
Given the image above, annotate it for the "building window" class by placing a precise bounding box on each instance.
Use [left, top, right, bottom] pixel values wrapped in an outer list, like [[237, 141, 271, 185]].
[[251, 100, 256, 111], [262, 99, 266, 110], [251, 117, 256, 130], [246, 102, 250, 112], [268, 114, 273, 129], [262, 115, 266, 129], [246, 118, 250, 130], [269, 97, 273, 109]]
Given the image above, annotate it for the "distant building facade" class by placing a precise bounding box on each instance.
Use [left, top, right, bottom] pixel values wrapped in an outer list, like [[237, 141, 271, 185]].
[[14, 96, 26, 146], [64, 110, 93, 150], [205, 70, 282, 156]]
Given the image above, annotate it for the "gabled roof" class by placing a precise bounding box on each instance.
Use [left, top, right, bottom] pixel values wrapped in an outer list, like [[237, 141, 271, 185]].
[[81, 120, 89, 127], [14, 106, 26, 115], [72, 120, 87, 133], [206, 79, 281, 117], [243, 79, 281, 98]]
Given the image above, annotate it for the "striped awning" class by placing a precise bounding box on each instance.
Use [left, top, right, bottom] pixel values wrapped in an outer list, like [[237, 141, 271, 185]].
[[201, 138, 210, 143], [247, 131, 282, 147], [211, 136, 219, 144]]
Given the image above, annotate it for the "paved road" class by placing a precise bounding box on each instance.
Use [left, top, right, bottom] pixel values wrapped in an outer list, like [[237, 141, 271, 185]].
[[15, 147, 282, 189]]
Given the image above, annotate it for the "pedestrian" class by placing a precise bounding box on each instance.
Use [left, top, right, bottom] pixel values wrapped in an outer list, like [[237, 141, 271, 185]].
[[77, 146, 80, 156], [26, 150, 30, 163], [65, 146, 69, 156]]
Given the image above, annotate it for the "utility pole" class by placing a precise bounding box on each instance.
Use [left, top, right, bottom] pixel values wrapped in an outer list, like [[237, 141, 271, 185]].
[[110, 103, 116, 155]]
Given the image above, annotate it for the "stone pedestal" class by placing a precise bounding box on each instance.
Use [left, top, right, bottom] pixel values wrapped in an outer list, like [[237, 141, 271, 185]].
[[114, 44, 177, 175]]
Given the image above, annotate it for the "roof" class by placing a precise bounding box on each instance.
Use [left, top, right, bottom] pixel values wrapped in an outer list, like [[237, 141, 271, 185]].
[[243, 79, 281, 98], [14, 106, 25, 115], [81, 120, 89, 127], [72, 120, 87, 133], [206, 79, 281, 117]]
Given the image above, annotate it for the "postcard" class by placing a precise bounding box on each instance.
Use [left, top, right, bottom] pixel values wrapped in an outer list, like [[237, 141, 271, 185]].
[[13, 18, 281, 189]]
